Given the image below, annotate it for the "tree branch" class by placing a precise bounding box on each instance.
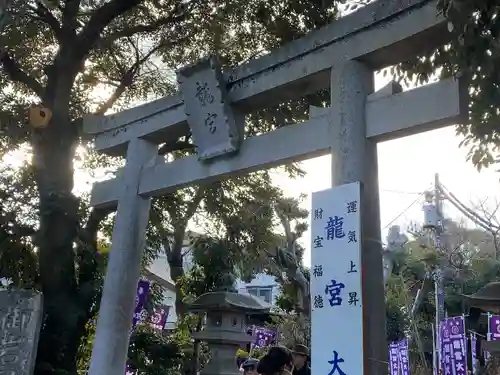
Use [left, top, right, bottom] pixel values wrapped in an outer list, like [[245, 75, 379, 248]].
[[0, 50, 45, 98], [0, 212, 37, 239], [98, 14, 184, 47], [76, 207, 113, 280], [61, 0, 82, 36], [95, 0, 201, 49], [84, 207, 113, 240], [274, 202, 297, 255], [94, 39, 176, 115], [94, 68, 136, 115], [28, 2, 64, 43], [158, 140, 194, 155], [184, 187, 205, 224], [75, 0, 142, 60]]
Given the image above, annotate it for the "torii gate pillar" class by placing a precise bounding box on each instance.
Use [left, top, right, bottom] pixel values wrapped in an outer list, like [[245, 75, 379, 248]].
[[88, 139, 157, 375], [83, 1, 466, 373], [329, 61, 386, 373]]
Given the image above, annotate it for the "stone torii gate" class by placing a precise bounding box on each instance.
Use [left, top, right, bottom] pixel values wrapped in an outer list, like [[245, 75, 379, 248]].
[[84, 0, 466, 374]]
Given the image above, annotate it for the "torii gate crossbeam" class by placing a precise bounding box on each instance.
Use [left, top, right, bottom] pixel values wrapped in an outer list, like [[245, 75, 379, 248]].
[[84, 1, 466, 375]]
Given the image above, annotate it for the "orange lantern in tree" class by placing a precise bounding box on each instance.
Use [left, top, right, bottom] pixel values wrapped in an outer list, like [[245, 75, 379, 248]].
[[29, 106, 52, 129]]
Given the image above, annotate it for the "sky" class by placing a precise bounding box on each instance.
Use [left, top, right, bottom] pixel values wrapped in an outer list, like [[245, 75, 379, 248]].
[[271, 74, 500, 267], [275, 126, 500, 267], [2, 75, 500, 270]]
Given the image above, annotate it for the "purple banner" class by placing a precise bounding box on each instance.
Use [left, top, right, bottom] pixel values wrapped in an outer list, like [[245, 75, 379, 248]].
[[398, 339, 410, 375], [126, 279, 151, 375], [149, 306, 169, 330], [484, 314, 500, 361], [439, 322, 444, 372], [248, 326, 277, 348], [441, 316, 467, 375], [132, 279, 151, 329], [470, 333, 478, 375], [253, 327, 276, 348], [388, 343, 399, 375], [488, 314, 500, 341]]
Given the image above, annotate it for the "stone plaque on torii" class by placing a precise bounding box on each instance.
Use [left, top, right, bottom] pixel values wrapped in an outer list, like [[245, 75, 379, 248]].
[[83, 0, 467, 374]]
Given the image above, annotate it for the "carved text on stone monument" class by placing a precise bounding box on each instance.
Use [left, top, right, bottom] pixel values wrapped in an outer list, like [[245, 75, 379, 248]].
[[0, 305, 36, 374], [204, 113, 217, 134], [195, 81, 214, 107]]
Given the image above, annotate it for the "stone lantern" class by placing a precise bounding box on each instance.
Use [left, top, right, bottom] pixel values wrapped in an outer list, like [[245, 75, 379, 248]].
[[189, 291, 271, 375]]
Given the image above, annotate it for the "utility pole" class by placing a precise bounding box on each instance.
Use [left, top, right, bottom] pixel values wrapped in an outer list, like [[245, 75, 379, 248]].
[[433, 173, 445, 326], [423, 173, 445, 375], [433, 173, 445, 375]]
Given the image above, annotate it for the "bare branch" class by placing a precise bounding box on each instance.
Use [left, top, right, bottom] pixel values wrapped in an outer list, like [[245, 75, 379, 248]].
[[473, 198, 500, 259], [0, 50, 45, 98]]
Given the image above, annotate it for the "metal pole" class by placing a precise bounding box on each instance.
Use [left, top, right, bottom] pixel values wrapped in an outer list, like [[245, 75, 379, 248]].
[[433, 173, 445, 373], [432, 324, 437, 375]]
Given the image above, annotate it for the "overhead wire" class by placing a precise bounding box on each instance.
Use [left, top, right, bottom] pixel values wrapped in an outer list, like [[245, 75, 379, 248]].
[[382, 193, 426, 230], [381, 183, 433, 230], [438, 183, 499, 234], [439, 183, 495, 229], [380, 189, 424, 195], [440, 189, 492, 233]]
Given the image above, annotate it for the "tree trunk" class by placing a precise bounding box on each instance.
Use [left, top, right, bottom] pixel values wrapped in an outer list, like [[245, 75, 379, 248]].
[[168, 236, 187, 318], [32, 80, 84, 374], [191, 319, 203, 375]]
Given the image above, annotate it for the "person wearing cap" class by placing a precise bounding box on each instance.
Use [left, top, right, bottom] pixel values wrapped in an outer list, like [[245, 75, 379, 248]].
[[290, 344, 310, 375], [241, 357, 259, 375]]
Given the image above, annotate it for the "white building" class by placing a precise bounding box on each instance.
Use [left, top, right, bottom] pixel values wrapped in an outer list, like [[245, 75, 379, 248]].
[[145, 236, 280, 329]]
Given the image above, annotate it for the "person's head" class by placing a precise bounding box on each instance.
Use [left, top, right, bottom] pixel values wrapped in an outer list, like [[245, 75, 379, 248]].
[[291, 344, 309, 369], [257, 346, 294, 375], [242, 358, 259, 375]]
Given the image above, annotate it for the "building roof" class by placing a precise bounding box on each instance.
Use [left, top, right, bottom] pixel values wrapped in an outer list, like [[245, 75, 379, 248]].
[[189, 291, 272, 313], [143, 269, 175, 291]]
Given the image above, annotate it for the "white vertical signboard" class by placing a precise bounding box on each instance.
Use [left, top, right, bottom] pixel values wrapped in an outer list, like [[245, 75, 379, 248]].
[[310, 182, 364, 375]]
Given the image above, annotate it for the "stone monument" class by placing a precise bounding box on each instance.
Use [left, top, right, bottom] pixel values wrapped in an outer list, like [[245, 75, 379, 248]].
[[189, 291, 270, 375], [0, 289, 43, 375]]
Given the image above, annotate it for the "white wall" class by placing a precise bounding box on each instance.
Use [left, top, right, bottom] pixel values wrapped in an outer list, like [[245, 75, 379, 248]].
[[147, 253, 178, 328], [148, 254, 173, 283], [235, 273, 281, 305], [162, 288, 177, 330]]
